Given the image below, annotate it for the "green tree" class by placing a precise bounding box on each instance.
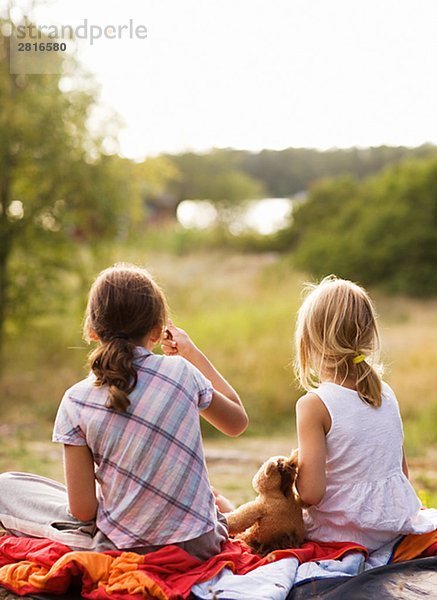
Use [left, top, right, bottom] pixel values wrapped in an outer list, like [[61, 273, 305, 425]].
[[0, 15, 134, 360], [361, 158, 437, 294], [286, 158, 437, 296]]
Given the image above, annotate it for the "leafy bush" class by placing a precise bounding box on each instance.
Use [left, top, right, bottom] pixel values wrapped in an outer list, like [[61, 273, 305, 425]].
[[284, 158, 437, 296]]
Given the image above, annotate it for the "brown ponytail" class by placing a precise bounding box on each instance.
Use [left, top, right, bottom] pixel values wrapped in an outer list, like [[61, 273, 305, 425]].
[[84, 264, 168, 411], [89, 338, 137, 411]]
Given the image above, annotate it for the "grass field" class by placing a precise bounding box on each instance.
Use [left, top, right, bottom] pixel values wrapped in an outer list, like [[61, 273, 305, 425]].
[[1, 247, 436, 506]]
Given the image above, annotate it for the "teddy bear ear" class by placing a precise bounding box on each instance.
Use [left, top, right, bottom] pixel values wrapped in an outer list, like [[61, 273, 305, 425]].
[[265, 460, 277, 475], [288, 449, 299, 466]]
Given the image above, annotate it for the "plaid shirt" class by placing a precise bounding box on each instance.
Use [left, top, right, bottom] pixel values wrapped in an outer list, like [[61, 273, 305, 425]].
[[53, 347, 218, 548]]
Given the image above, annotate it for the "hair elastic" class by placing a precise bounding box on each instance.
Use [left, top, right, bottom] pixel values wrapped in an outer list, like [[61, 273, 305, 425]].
[[109, 332, 129, 341], [352, 354, 366, 364]]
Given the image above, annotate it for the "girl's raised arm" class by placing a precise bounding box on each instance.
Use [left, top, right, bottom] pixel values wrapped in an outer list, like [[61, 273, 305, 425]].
[[201, 388, 248, 437], [161, 322, 248, 437]]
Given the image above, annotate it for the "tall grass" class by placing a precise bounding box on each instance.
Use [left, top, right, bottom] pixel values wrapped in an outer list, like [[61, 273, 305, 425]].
[[1, 243, 436, 445]]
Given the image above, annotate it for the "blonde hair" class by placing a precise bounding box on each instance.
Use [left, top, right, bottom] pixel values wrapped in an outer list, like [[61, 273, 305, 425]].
[[84, 263, 168, 412], [295, 275, 383, 407]]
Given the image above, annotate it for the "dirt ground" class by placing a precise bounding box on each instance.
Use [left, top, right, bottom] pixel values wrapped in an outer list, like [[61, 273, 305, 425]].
[[1, 432, 436, 507]]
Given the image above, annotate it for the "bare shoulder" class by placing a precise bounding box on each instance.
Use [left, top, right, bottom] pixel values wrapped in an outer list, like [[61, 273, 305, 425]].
[[296, 392, 325, 413], [296, 392, 331, 432]]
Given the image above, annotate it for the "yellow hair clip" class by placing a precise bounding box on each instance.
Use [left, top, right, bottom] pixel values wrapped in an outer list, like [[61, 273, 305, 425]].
[[353, 354, 366, 364]]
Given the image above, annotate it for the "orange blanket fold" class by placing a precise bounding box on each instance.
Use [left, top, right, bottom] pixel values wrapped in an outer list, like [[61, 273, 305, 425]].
[[391, 529, 437, 563]]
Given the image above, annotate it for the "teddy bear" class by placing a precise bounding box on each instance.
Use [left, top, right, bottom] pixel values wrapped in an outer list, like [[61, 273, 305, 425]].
[[225, 450, 305, 556]]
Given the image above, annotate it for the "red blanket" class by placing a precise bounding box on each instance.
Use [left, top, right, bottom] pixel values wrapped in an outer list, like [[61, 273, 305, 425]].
[[0, 536, 365, 599], [0, 531, 436, 599]]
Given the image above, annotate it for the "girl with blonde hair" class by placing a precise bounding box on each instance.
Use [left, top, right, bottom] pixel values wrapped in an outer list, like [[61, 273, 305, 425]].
[[295, 275, 437, 550]]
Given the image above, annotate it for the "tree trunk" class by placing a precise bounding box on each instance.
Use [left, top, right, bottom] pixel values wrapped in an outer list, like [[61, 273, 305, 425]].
[[0, 239, 10, 366], [0, 31, 17, 369], [0, 169, 12, 370]]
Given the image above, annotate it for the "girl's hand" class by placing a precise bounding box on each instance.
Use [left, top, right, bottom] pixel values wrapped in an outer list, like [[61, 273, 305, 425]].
[[212, 487, 236, 513], [161, 320, 197, 360]]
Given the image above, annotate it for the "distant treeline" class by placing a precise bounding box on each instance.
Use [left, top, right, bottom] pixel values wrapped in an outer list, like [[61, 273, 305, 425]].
[[165, 145, 437, 202]]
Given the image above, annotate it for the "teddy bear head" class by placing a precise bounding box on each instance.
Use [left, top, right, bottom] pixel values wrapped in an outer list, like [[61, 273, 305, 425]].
[[252, 451, 298, 497]]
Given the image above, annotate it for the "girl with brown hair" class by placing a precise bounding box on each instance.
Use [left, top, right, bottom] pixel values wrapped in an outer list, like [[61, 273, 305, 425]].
[[0, 263, 248, 560]]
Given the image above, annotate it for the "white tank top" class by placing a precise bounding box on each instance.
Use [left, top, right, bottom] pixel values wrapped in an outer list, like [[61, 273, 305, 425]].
[[304, 381, 437, 550]]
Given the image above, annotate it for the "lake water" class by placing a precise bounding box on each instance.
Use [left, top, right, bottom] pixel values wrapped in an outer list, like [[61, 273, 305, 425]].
[[176, 197, 293, 235]]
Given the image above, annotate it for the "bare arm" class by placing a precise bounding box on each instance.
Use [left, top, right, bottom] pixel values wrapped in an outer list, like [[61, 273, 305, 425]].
[[402, 447, 409, 479], [201, 389, 249, 437], [295, 393, 329, 506], [63, 445, 98, 522], [161, 322, 248, 437]]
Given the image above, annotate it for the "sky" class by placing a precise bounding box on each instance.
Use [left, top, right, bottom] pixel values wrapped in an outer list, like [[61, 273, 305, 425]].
[[6, 0, 437, 159]]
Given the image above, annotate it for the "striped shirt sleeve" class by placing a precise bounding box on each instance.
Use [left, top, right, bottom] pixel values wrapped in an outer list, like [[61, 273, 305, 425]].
[[184, 360, 214, 410], [52, 391, 87, 446]]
